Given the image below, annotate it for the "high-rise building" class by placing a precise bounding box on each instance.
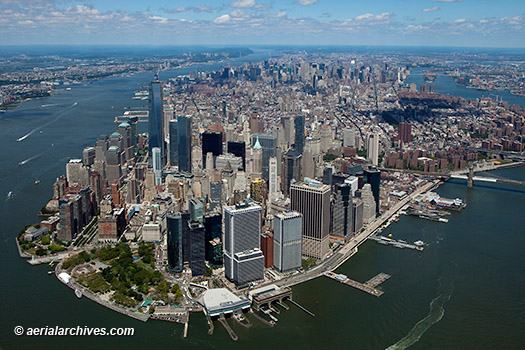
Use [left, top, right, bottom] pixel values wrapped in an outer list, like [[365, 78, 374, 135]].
[[343, 127, 356, 148], [268, 157, 280, 200], [260, 231, 274, 269], [361, 184, 376, 224], [189, 198, 204, 223], [274, 211, 303, 272], [251, 135, 263, 179], [177, 116, 192, 172], [294, 115, 305, 154], [331, 183, 354, 241], [204, 213, 222, 267], [189, 221, 206, 276], [290, 178, 331, 259], [251, 133, 277, 182], [282, 148, 302, 197], [181, 211, 191, 263], [352, 198, 364, 233], [152, 147, 162, 186], [364, 167, 381, 214], [227, 141, 246, 170], [149, 74, 165, 164], [398, 121, 412, 143], [367, 133, 379, 166], [202, 131, 223, 168], [82, 147, 95, 166], [169, 119, 178, 166], [167, 212, 183, 273], [250, 178, 264, 203], [223, 201, 264, 286]]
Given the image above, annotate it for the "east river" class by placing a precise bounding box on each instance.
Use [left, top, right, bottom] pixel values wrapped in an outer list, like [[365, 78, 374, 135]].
[[1, 51, 524, 349]]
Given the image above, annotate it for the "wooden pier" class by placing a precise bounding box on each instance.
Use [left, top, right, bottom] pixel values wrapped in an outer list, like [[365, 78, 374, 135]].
[[324, 271, 391, 297]]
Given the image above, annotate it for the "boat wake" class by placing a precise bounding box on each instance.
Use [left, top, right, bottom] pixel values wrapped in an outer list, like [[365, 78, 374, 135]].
[[386, 274, 455, 350], [18, 147, 51, 166], [16, 101, 78, 142], [40, 104, 56, 108]]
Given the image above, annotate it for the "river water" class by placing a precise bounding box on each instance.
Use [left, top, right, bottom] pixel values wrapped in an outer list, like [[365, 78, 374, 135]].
[[1, 50, 524, 349]]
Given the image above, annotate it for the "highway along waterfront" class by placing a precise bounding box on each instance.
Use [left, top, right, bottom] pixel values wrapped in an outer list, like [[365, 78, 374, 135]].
[[1, 63, 525, 349]]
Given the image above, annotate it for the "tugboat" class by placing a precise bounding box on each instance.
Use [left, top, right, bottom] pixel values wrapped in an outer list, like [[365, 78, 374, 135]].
[[75, 288, 83, 299]]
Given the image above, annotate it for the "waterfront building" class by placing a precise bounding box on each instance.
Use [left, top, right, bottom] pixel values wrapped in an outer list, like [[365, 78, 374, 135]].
[[167, 212, 183, 273], [367, 133, 379, 166], [332, 183, 354, 241], [361, 184, 376, 224], [364, 166, 381, 214], [82, 147, 95, 167], [223, 201, 264, 286], [274, 210, 303, 272], [149, 74, 165, 164], [294, 115, 305, 154], [189, 220, 206, 276], [260, 231, 274, 269], [290, 178, 331, 259], [353, 198, 364, 233], [152, 147, 162, 186]]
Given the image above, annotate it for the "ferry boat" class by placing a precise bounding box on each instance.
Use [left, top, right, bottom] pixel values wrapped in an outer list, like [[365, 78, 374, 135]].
[[75, 288, 83, 299]]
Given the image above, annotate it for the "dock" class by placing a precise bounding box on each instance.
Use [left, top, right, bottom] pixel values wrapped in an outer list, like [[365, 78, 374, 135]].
[[324, 271, 391, 297], [218, 315, 238, 341], [368, 235, 424, 251], [288, 299, 315, 317]]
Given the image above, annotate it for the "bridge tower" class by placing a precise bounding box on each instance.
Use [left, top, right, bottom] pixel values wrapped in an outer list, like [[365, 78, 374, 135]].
[[467, 165, 474, 188]]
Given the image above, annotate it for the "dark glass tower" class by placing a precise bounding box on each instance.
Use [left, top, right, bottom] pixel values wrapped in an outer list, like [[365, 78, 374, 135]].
[[294, 115, 305, 154], [189, 221, 206, 276], [177, 116, 192, 172], [202, 131, 223, 168], [169, 119, 178, 167], [167, 212, 183, 273], [149, 74, 164, 164], [227, 141, 246, 171], [331, 183, 354, 241], [251, 133, 277, 181], [364, 166, 381, 214]]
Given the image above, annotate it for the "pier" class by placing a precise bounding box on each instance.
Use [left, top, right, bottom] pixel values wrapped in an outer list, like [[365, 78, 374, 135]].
[[368, 235, 424, 251], [218, 315, 238, 341], [324, 271, 391, 297], [288, 299, 315, 317]]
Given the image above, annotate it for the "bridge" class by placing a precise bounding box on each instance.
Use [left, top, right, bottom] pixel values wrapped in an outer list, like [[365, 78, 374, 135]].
[[450, 174, 525, 187]]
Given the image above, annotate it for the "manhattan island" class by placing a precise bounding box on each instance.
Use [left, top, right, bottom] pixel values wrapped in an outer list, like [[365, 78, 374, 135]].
[[15, 50, 525, 340]]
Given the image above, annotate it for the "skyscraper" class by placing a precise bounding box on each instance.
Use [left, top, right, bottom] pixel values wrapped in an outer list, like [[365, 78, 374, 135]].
[[177, 116, 192, 172], [398, 121, 412, 143], [152, 147, 162, 186], [169, 119, 178, 166], [223, 201, 264, 286], [364, 166, 381, 214], [227, 141, 246, 171], [367, 133, 379, 166], [294, 115, 305, 154], [260, 231, 274, 269], [189, 221, 206, 276], [290, 178, 331, 259], [167, 212, 183, 273], [189, 198, 204, 223], [343, 127, 356, 148], [251, 133, 277, 182], [274, 211, 303, 272], [149, 74, 164, 164], [202, 131, 223, 168], [252, 136, 263, 179], [268, 156, 280, 200], [331, 183, 354, 241], [361, 184, 376, 224], [282, 148, 302, 197]]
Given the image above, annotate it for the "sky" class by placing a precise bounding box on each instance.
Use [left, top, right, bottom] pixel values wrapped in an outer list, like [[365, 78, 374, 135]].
[[1, 0, 524, 47]]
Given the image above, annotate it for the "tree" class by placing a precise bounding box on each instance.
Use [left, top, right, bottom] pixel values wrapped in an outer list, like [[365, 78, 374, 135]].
[[36, 248, 47, 256], [41, 235, 50, 245]]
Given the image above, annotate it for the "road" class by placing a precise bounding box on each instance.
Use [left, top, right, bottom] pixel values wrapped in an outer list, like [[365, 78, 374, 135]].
[[276, 180, 439, 289]]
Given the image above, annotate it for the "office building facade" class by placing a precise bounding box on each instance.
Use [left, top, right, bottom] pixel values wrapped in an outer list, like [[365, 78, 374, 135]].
[[274, 211, 303, 272]]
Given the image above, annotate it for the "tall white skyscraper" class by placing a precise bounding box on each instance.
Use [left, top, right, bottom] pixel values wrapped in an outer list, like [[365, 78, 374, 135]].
[[361, 184, 376, 224], [367, 133, 379, 166], [223, 201, 264, 286], [268, 156, 280, 200], [343, 127, 356, 148], [152, 147, 162, 186]]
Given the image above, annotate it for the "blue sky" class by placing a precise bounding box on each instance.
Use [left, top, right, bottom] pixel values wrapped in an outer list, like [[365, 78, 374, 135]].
[[1, 0, 524, 47]]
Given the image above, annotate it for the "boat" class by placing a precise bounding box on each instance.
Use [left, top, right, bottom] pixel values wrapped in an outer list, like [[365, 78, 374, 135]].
[[75, 288, 82, 299], [7, 191, 13, 199], [35, 180, 40, 185], [66, 88, 71, 91], [47, 271, 54, 275], [414, 240, 426, 247]]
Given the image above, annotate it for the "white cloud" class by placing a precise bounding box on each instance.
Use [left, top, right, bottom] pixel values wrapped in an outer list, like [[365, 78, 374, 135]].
[[454, 18, 466, 23], [213, 14, 231, 23], [230, 0, 256, 8], [422, 7, 439, 13], [297, 0, 318, 6]]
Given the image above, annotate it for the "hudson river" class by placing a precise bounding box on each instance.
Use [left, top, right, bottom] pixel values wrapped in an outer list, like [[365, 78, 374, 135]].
[[0, 52, 524, 349]]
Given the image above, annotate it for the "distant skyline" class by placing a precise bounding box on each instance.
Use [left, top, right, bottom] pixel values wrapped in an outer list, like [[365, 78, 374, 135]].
[[1, 0, 524, 48]]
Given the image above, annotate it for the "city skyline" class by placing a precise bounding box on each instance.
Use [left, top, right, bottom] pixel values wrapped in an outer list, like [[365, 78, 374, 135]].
[[1, 0, 524, 47]]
